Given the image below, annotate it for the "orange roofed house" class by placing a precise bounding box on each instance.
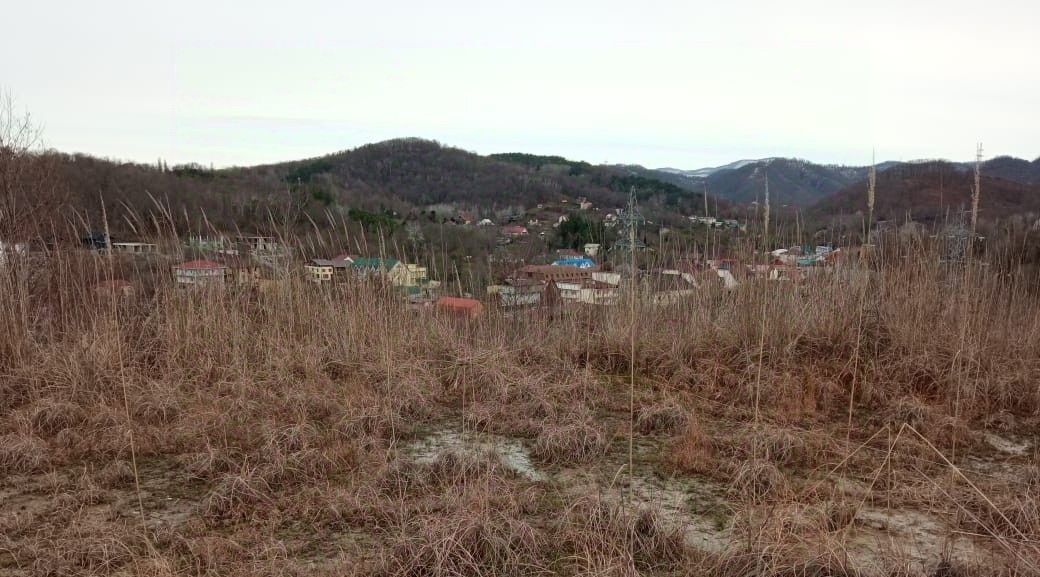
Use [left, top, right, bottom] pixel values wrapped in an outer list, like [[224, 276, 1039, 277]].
[[435, 296, 483, 319]]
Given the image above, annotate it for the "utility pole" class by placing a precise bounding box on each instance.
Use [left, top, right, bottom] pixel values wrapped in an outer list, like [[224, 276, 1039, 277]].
[[762, 173, 770, 255], [866, 150, 876, 246], [970, 143, 982, 238], [703, 184, 710, 264]]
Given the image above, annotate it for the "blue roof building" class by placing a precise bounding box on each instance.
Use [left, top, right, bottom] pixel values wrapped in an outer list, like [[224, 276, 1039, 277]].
[[552, 257, 596, 269]]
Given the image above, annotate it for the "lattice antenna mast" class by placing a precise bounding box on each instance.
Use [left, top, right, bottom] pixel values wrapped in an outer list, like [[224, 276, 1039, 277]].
[[614, 187, 646, 255]]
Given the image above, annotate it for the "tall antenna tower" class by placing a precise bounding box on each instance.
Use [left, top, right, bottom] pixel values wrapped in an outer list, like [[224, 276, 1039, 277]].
[[614, 188, 646, 253]]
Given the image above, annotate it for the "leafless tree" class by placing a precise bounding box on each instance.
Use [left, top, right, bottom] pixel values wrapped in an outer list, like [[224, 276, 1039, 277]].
[[0, 91, 61, 243]]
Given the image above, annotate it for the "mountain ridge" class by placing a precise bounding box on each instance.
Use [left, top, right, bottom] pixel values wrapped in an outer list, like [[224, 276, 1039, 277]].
[[20, 138, 1040, 239]]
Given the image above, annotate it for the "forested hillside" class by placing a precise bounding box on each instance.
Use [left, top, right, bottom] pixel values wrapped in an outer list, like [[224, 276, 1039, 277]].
[[701, 158, 869, 207], [36, 139, 719, 239], [808, 161, 1040, 224]]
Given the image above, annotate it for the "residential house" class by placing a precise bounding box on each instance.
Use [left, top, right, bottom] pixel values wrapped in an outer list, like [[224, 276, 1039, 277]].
[[583, 243, 600, 257], [111, 242, 158, 255], [553, 257, 597, 269], [237, 235, 280, 254], [592, 271, 621, 285], [405, 280, 440, 303], [351, 257, 403, 281], [488, 277, 556, 308], [645, 272, 697, 305], [502, 225, 528, 237], [578, 197, 593, 210], [556, 278, 619, 306], [769, 265, 804, 282], [717, 269, 739, 289], [477, 218, 495, 227], [556, 248, 583, 259], [515, 264, 592, 284], [436, 296, 483, 319], [173, 259, 227, 287], [402, 263, 429, 287], [351, 258, 429, 288], [305, 258, 352, 284]]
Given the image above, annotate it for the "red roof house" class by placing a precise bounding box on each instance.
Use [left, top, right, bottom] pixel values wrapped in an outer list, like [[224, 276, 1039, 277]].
[[502, 225, 529, 237], [435, 296, 483, 319]]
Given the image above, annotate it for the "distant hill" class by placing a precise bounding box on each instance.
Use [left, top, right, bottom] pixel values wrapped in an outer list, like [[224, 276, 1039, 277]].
[[697, 158, 871, 207], [660, 155, 1040, 209], [486, 152, 710, 213], [32, 140, 1040, 240], [274, 140, 629, 210], [808, 161, 1040, 224], [982, 156, 1040, 185], [44, 139, 717, 237], [659, 158, 779, 179]]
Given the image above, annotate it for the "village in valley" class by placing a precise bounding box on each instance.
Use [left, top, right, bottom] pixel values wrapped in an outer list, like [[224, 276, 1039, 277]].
[[74, 189, 850, 318]]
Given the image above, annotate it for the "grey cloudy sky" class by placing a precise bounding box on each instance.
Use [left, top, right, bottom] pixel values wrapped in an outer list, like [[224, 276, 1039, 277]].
[[3, 0, 1037, 169]]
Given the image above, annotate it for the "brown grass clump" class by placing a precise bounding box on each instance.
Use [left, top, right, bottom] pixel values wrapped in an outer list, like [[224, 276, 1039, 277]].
[[636, 400, 688, 434], [744, 424, 827, 469], [376, 451, 546, 577], [0, 432, 50, 474], [532, 416, 607, 465], [24, 399, 85, 436], [732, 458, 790, 502], [557, 497, 688, 576], [380, 499, 544, 577], [201, 466, 276, 522], [96, 459, 137, 489], [668, 420, 716, 475], [955, 469, 1040, 542]]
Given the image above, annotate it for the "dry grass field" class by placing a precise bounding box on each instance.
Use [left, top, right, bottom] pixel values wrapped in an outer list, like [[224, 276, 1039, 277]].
[[1, 240, 1039, 577]]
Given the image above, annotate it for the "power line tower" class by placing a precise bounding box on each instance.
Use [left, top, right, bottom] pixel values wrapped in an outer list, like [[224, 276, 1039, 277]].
[[612, 188, 646, 277], [613, 188, 646, 253], [941, 211, 973, 265]]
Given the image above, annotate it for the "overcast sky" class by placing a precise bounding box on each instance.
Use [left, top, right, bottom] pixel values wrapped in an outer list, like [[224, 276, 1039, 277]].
[[2, 0, 1037, 169]]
